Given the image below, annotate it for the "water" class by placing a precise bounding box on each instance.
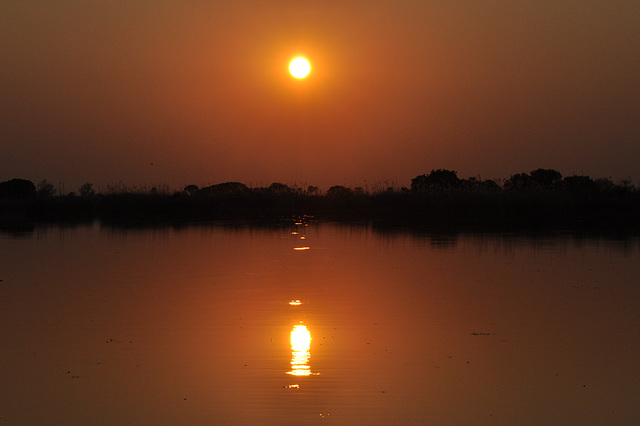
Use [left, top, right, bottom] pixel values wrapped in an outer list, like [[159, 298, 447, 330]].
[[1, 222, 639, 425]]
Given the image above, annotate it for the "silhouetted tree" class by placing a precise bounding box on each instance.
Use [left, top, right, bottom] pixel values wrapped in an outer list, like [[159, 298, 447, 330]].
[[619, 178, 635, 191], [79, 183, 96, 197], [267, 182, 290, 192], [306, 186, 319, 195], [506, 169, 563, 191], [504, 173, 533, 191], [563, 175, 596, 194], [411, 169, 460, 191], [327, 185, 353, 197], [36, 180, 56, 197], [183, 184, 199, 195], [461, 177, 501, 192], [530, 168, 562, 189], [200, 182, 248, 194], [479, 179, 500, 192], [0, 178, 36, 199], [595, 178, 615, 192]]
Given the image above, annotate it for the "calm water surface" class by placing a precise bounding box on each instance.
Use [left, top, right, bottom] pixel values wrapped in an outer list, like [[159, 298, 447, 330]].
[[1, 222, 639, 425]]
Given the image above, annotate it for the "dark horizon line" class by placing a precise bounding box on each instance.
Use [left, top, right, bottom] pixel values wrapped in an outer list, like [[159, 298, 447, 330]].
[[1, 168, 640, 234], [3, 168, 637, 197]]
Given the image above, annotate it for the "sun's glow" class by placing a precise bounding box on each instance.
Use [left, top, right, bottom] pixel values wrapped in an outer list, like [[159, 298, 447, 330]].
[[289, 57, 311, 79]]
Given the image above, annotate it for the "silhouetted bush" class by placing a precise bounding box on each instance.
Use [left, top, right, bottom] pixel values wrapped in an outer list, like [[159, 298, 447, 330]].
[[327, 185, 354, 197], [0, 179, 36, 199], [505, 169, 563, 191], [530, 168, 562, 188], [199, 182, 249, 195], [411, 169, 461, 191], [267, 182, 291, 192]]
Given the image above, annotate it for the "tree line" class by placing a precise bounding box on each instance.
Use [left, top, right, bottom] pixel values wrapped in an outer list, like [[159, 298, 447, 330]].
[[1, 169, 638, 230], [0, 169, 635, 199]]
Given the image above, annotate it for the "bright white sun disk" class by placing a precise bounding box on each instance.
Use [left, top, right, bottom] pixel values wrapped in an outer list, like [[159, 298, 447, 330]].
[[289, 57, 311, 79]]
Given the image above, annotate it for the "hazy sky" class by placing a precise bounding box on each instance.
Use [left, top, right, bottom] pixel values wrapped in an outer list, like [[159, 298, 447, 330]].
[[2, 1, 639, 191]]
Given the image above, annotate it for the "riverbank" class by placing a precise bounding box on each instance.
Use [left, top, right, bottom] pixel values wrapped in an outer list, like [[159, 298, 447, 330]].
[[2, 184, 639, 233], [2, 169, 639, 232]]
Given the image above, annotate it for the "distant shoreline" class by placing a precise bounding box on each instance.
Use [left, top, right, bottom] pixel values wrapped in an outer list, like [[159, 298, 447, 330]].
[[2, 168, 639, 233]]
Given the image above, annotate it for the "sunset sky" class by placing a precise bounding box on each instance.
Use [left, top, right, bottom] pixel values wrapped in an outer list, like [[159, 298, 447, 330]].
[[2, 1, 639, 191]]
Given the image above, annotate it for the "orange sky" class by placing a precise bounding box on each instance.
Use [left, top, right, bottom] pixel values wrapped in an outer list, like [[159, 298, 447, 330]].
[[2, 1, 639, 191]]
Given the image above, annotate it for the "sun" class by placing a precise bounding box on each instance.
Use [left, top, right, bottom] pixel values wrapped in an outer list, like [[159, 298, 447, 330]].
[[289, 57, 311, 79]]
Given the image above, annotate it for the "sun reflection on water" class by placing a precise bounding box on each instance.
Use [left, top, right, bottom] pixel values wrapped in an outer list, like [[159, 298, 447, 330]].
[[292, 218, 311, 251], [287, 323, 317, 376]]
